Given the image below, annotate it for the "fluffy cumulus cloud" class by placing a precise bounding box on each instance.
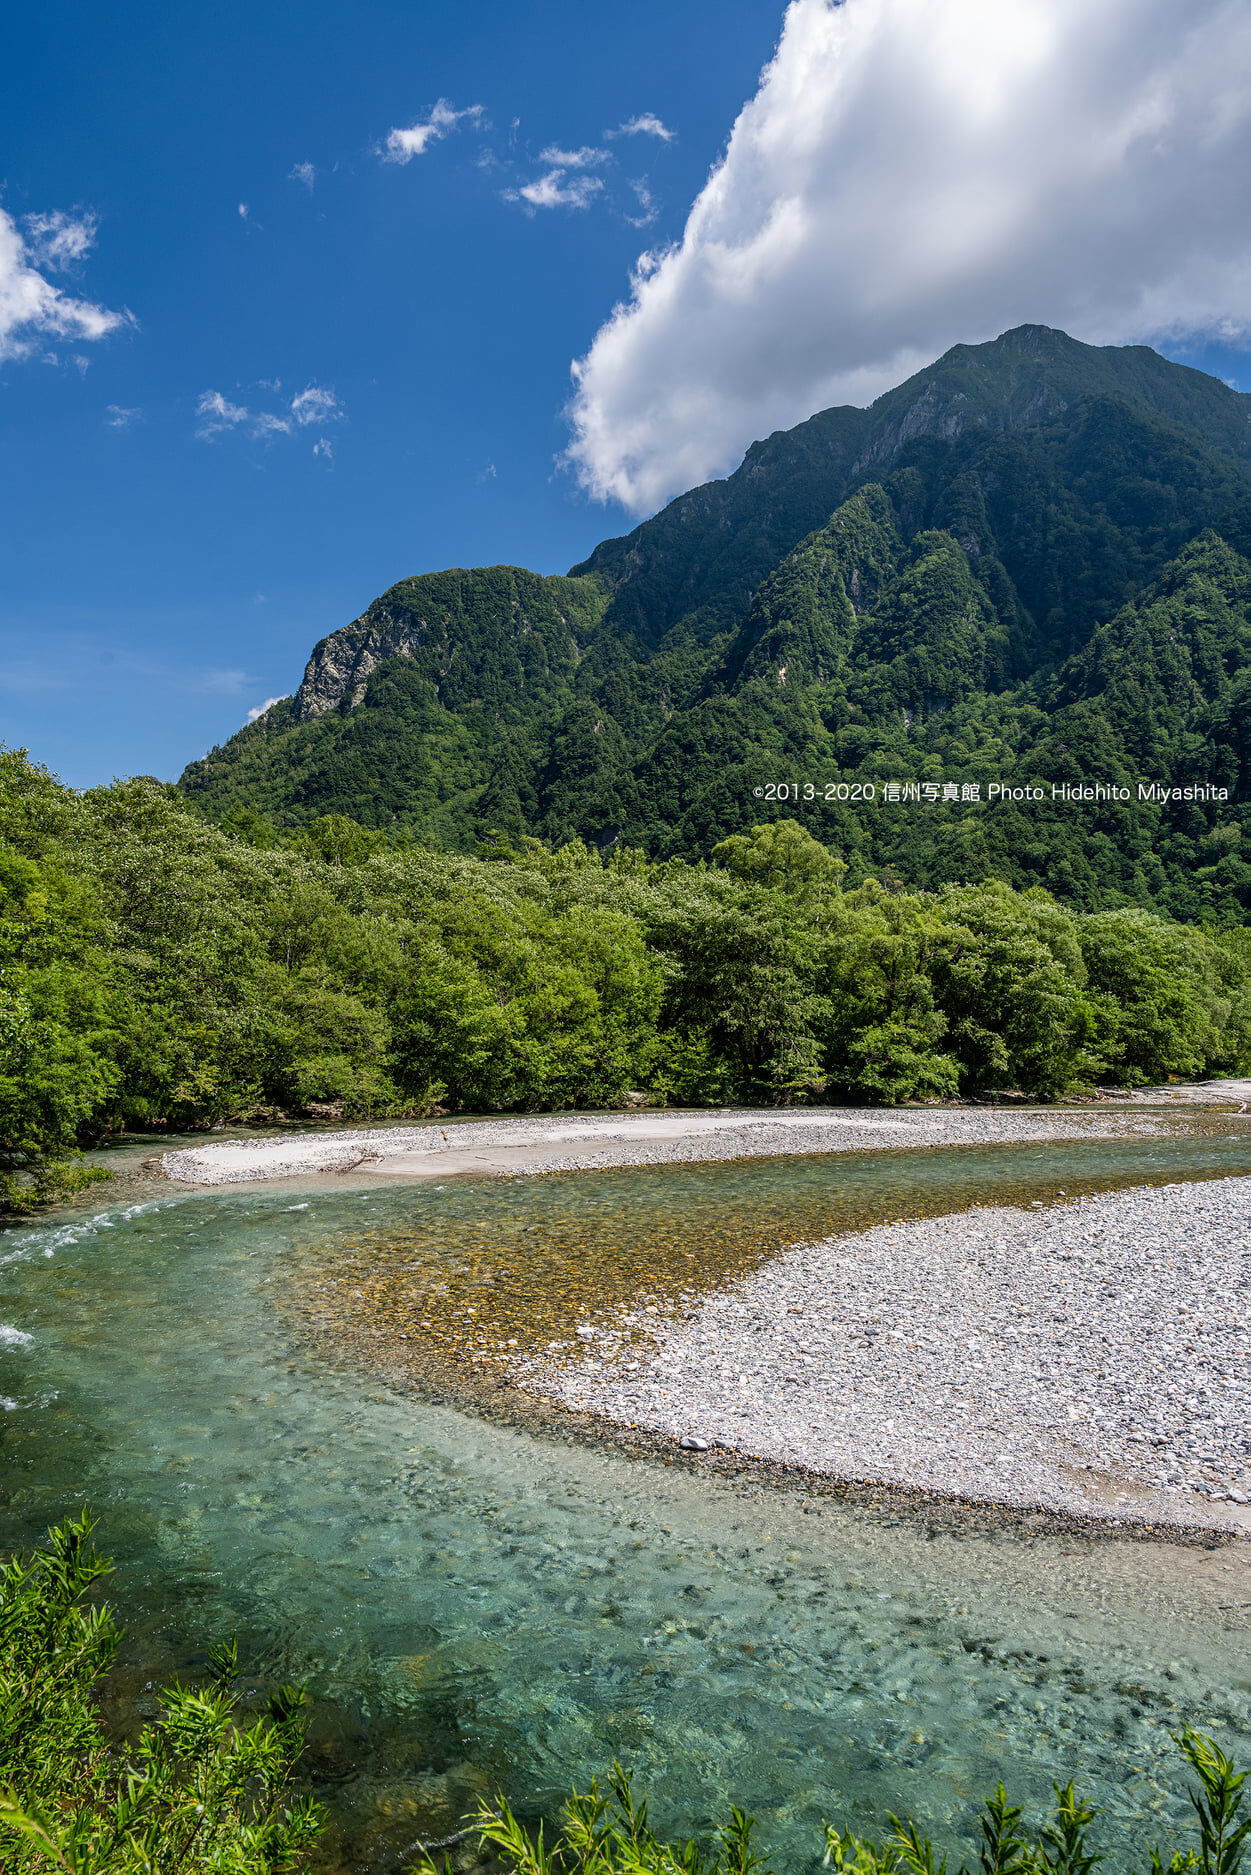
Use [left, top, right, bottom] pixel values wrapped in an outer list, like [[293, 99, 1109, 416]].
[[567, 0, 1251, 513], [246, 695, 288, 722], [0, 204, 127, 364], [195, 382, 343, 442], [383, 100, 483, 163]]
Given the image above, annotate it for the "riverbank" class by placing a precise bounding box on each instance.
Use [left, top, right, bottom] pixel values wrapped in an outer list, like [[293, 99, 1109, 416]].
[[518, 1178, 1251, 1536], [160, 1103, 1215, 1186]]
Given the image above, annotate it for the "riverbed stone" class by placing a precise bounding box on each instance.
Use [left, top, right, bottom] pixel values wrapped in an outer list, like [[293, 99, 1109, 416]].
[[519, 1178, 1251, 1536]]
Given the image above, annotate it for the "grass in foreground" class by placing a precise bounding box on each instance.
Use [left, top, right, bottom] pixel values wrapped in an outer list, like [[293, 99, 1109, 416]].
[[444, 1738, 1246, 1875]]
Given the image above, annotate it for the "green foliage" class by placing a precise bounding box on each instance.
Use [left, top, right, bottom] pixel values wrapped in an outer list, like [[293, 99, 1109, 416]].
[[3, 747, 1249, 1212], [0, 1515, 322, 1875], [289, 814, 385, 867], [436, 1735, 1244, 1875], [713, 820, 847, 897], [817, 1737, 1245, 1875], [443, 1762, 771, 1875]]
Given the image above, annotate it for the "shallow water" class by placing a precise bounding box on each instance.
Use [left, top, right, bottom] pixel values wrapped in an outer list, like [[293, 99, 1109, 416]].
[[1, 1132, 1250, 1873], [283, 1125, 1251, 1391]]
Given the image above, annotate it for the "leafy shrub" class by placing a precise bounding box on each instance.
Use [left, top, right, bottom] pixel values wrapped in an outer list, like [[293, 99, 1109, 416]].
[[430, 1733, 1247, 1875], [0, 1515, 322, 1875]]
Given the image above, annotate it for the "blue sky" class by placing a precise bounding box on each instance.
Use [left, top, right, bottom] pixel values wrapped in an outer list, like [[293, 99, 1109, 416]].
[[0, 0, 784, 785], [3, 0, 1250, 788]]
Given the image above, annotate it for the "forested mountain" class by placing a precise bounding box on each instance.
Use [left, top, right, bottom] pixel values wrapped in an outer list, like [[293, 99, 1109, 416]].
[[181, 325, 1251, 920]]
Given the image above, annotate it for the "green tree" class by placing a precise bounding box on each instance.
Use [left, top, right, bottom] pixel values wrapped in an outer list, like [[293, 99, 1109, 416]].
[[713, 820, 847, 898]]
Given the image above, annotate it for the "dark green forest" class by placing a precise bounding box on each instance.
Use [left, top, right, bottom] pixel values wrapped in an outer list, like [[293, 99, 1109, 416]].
[[182, 327, 1251, 922], [4, 747, 1249, 1208]]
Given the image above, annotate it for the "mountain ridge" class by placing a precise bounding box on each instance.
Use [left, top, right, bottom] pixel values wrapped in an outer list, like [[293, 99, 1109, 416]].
[[180, 326, 1251, 921], [571, 324, 1251, 651]]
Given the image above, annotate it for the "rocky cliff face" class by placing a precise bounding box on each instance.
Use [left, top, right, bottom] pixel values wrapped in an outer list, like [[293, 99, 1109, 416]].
[[286, 565, 607, 724], [292, 606, 428, 722]]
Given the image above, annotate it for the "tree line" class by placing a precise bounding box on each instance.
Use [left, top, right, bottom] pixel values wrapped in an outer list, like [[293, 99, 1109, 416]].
[[3, 748, 1249, 1210]]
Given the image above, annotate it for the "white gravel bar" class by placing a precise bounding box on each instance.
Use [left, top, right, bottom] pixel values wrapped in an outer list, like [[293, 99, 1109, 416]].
[[519, 1178, 1251, 1536], [162, 1104, 1192, 1186]]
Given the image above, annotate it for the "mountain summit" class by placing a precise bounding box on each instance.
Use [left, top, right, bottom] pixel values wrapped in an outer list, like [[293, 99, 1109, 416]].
[[181, 328, 1251, 920]]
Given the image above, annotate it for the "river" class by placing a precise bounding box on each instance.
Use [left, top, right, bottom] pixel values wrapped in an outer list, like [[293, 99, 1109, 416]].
[[2, 1129, 1249, 1871]]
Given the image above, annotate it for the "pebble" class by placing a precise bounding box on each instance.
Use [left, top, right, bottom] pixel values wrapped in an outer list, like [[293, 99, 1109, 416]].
[[163, 1105, 1199, 1186], [519, 1178, 1251, 1533]]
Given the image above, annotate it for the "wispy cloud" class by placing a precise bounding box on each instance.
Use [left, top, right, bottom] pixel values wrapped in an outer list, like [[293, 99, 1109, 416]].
[[610, 113, 675, 141], [288, 161, 316, 191], [105, 404, 141, 427], [237, 202, 250, 220], [507, 170, 604, 211], [23, 209, 99, 269], [538, 144, 609, 169], [0, 203, 129, 365], [625, 180, 658, 228], [504, 119, 676, 219], [382, 99, 484, 163], [312, 436, 333, 461], [246, 695, 288, 722], [291, 384, 339, 425], [195, 390, 249, 435], [195, 383, 343, 441]]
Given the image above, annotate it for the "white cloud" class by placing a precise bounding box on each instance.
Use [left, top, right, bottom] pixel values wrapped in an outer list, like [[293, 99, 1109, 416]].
[[289, 161, 316, 190], [383, 99, 483, 163], [291, 384, 340, 425], [610, 113, 675, 141], [312, 436, 333, 460], [105, 404, 141, 427], [567, 0, 1251, 513], [508, 170, 604, 211], [237, 202, 249, 220], [538, 144, 609, 168], [0, 204, 127, 365], [23, 210, 98, 269], [195, 383, 342, 442], [195, 389, 249, 435], [625, 180, 658, 229], [246, 695, 287, 722], [252, 410, 293, 437]]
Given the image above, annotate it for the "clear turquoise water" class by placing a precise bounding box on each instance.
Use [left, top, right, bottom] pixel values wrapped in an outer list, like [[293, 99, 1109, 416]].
[[2, 1135, 1250, 1873]]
